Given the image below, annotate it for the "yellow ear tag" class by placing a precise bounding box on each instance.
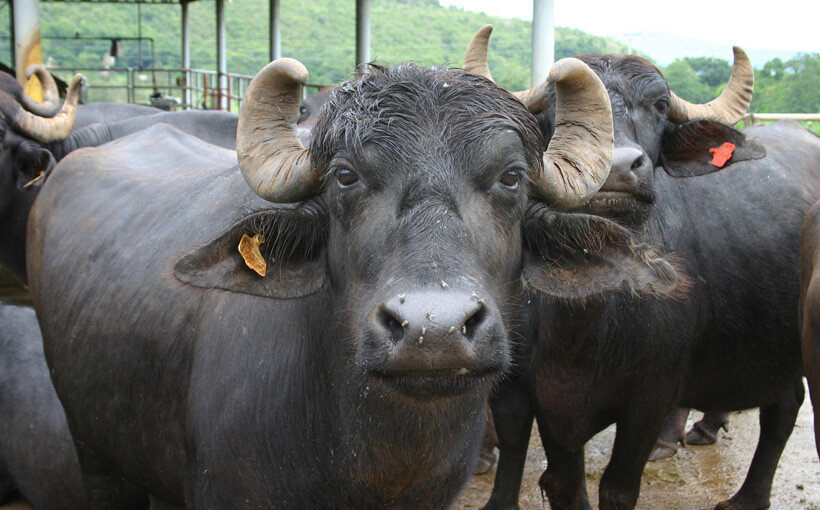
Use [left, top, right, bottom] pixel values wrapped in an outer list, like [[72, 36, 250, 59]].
[[238, 233, 266, 277]]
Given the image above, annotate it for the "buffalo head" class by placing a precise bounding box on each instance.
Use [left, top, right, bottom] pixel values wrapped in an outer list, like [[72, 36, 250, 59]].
[[0, 67, 82, 283], [466, 25, 761, 228], [178, 57, 615, 400]]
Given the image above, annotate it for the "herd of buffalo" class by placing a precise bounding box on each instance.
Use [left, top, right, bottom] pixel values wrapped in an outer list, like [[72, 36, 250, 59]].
[[1, 24, 820, 509]]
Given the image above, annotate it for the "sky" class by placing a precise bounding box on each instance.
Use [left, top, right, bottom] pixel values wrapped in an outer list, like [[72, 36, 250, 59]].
[[439, 0, 820, 55]]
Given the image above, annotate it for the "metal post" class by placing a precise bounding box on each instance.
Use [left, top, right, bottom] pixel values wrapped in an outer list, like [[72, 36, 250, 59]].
[[356, 0, 370, 70], [8, 1, 14, 69], [182, 0, 191, 108], [216, 0, 227, 110], [137, 2, 143, 70], [531, 0, 554, 88], [11, 0, 42, 100], [127, 67, 134, 104], [269, 0, 281, 62]]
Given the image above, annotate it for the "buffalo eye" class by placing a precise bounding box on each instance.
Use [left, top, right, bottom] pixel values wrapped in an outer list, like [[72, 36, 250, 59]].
[[498, 169, 521, 189], [653, 98, 669, 114], [298, 106, 308, 122], [334, 167, 360, 187]]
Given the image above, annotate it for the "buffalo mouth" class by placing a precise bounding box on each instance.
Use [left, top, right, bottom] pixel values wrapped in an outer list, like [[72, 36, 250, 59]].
[[369, 367, 499, 399], [576, 191, 653, 227]]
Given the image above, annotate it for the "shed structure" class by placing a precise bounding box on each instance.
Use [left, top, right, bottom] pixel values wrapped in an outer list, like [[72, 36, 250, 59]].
[[9, 0, 554, 109]]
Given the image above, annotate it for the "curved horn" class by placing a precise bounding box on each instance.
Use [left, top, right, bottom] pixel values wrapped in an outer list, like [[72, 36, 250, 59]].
[[13, 73, 83, 143], [463, 25, 548, 112], [19, 64, 61, 117], [535, 58, 614, 208], [463, 24, 494, 81], [236, 58, 317, 203], [668, 46, 754, 125]]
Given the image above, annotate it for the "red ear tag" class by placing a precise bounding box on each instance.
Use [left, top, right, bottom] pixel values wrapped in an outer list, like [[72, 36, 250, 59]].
[[709, 142, 736, 168]]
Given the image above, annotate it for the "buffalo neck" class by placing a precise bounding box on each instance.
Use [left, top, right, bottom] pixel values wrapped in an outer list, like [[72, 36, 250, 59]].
[[45, 123, 114, 161]]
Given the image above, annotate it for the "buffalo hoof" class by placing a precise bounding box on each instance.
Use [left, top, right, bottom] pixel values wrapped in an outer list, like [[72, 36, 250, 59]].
[[648, 439, 679, 461], [714, 494, 769, 510], [686, 417, 728, 445], [473, 448, 498, 474]]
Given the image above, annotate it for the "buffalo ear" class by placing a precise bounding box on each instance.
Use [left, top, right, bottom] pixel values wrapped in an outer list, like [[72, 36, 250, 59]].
[[16, 143, 55, 188], [522, 207, 684, 300], [174, 206, 327, 299], [661, 120, 765, 177]]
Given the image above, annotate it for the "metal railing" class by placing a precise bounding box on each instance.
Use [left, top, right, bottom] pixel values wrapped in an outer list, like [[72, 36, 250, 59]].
[[36, 69, 820, 129], [743, 113, 820, 129], [47, 66, 329, 111]]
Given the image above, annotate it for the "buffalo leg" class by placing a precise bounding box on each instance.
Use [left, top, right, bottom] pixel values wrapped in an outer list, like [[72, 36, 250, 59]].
[[802, 277, 820, 461], [0, 472, 17, 504], [648, 407, 689, 461], [482, 377, 534, 510], [686, 411, 729, 445], [715, 378, 804, 510], [598, 405, 672, 510], [475, 407, 499, 474], [537, 425, 591, 510], [74, 440, 148, 510]]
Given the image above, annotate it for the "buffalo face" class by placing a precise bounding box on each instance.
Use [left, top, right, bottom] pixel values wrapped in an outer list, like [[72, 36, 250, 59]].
[[534, 52, 757, 228], [309, 66, 543, 398], [556, 55, 666, 227], [218, 58, 613, 402]]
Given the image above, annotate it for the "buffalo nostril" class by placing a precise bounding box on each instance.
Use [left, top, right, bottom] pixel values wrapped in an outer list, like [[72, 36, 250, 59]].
[[462, 302, 486, 339], [611, 147, 644, 174], [377, 306, 405, 343]]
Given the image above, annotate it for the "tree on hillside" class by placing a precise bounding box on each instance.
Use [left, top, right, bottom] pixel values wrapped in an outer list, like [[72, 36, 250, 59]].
[[682, 56, 731, 88], [662, 59, 714, 104], [9, 0, 815, 114], [753, 53, 820, 113]]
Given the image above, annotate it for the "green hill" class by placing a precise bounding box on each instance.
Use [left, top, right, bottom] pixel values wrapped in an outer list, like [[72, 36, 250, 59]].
[[1, 0, 815, 115], [22, 0, 634, 90]]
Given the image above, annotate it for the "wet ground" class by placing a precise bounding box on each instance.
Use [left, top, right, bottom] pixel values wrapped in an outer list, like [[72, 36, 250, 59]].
[[4, 384, 818, 509], [456, 382, 820, 509]]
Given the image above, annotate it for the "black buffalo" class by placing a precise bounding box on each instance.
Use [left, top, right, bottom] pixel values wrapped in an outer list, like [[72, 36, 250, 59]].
[[467, 26, 820, 510], [0, 66, 338, 290], [24, 57, 659, 507], [0, 298, 89, 509], [800, 199, 820, 462], [74, 102, 162, 128], [0, 71, 237, 287]]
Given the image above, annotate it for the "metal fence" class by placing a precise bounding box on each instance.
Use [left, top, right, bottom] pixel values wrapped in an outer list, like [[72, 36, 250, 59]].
[[34, 69, 820, 129], [742, 113, 820, 129], [48, 66, 328, 111]]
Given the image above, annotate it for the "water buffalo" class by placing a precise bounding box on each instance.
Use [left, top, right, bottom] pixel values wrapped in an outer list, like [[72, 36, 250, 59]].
[[74, 102, 162, 128], [0, 66, 340, 292], [467, 26, 820, 510], [0, 69, 84, 287], [23, 56, 668, 507], [800, 199, 820, 462], [0, 71, 242, 288], [0, 298, 88, 509]]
